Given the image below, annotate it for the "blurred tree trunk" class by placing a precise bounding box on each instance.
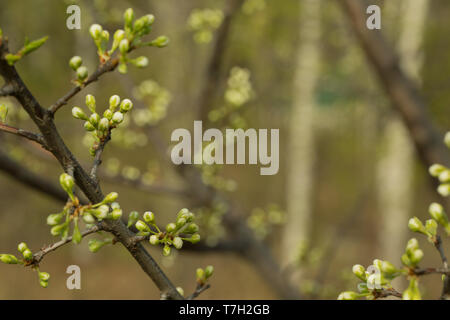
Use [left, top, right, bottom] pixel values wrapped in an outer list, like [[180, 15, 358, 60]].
[[282, 0, 321, 275], [377, 0, 429, 263]]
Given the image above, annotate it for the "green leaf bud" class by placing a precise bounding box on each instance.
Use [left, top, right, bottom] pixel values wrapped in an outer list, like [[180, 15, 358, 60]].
[[135, 220, 150, 232], [401, 253, 411, 266], [39, 280, 49, 288], [59, 173, 74, 196], [143, 211, 155, 223], [166, 223, 176, 233], [39, 272, 50, 281], [109, 95, 121, 110], [445, 132, 450, 148], [89, 24, 103, 40], [438, 184, 450, 197], [18, 242, 28, 253], [118, 63, 127, 74], [425, 219, 438, 237], [76, 66, 88, 81], [406, 238, 419, 252], [103, 192, 118, 203], [149, 235, 159, 245], [190, 233, 201, 244], [51, 223, 66, 236], [204, 265, 214, 278], [69, 56, 82, 71], [124, 8, 135, 29], [337, 291, 358, 300], [185, 223, 199, 234], [176, 217, 186, 229], [23, 249, 33, 261], [196, 268, 205, 281], [97, 205, 109, 219], [119, 39, 130, 54], [381, 260, 397, 275], [113, 29, 125, 43], [84, 121, 95, 132], [357, 282, 369, 294], [173, 237, 183, 249], [111, 208, 123, 220], [46, 212, 64, 226], [119, 99, 133, 112], [72, 218, 82, 244], [176, 287, 184, 297], [150, 36, 169, 48], [429, 164, 446, 177], [72, 106, 88, 120], [112, 112, 124, 124], [0, 254, 19, 264], [98, 117, 109, 132], [429, 203, 448, 226], [352, 264, 366, 281], [89, 113, 100, 127], [133, 56, 149, 68], [438, 170, 450, 183], [22, 36, 48, 55], [111, 202, 121, 210], [178, 208, 189, 218], [408, 217, 426, 234], [82, 213, 95, 224], [101, 30, 109, 42], [103, 109, 113, 121], [88, 239, 105, 253], [0, 104, 7, 123], [410, 249, 424, 265], [403, 278, 421, 300], [163, 245, 171, 256], [127, 211, 139, 228], [85, 94, 96, 113]]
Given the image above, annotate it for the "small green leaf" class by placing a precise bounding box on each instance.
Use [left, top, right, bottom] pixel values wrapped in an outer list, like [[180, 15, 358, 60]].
[[0, 104, 8, 122]]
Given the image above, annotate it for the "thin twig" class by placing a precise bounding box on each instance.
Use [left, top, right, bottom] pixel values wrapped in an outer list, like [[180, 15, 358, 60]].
[[48, 58, 119, 115], [187, 283, 211, 300], [33, 225, 101, 264], [90, 132, 111, 181], [0, 122, 46, 146], [373, 288, 403, 299], [433, 235, 450, 299]]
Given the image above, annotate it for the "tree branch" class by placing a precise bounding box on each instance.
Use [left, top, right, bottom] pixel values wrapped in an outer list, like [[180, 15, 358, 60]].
[[48, 58, 119, 115], [339, 0, 450, 168], [32, 225, 100, 264], [0, 122, 46, 146], [0, 37, 183, 300]]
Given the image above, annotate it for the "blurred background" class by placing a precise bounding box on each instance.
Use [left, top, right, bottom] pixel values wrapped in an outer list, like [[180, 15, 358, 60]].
[[0, 0, 449, 299]]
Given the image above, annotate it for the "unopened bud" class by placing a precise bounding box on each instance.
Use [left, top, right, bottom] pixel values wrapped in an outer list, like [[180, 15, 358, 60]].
[[166, 223, 176, 233], [352, 264, 366, 281], [143, 211, 155, 223], [111, 208, 123, 220], [69, 56, 82, 71], [163, 245, 171, 256], [103, 192, 118, 203], [204, 265, 214, 278], [23, 249, 33, 260], [173, 237, 183, 249], [445, 132, 450, 148], [135, 220, 150, 232], [59, 173, 74, 196], [381, 260, 397, 274], [151, 36, 169, 48], [119, 39, 130, 54], [185, 223, 199, 234], [84, 121, 95, 132], [85, 94, 96, 113], [112, 112, 124, 124], [127, 211, 139, 228], [18, 242, 28, 253], [134, 56, 148, 68], [46, 212, 64, 226], [196, 268, 204, 281], [337, 291, 358, 300], [425, 219, 438, 236], [120, 99, 133, 112], [109, 95, 121, 109], [176, 287, 184, 297], [176, 217, 186, 229], [89, 24, 103, 40], [124, 8, 135, 29], [190, 233, 201, 243], [438, 170, 450, 183], [89, 113, 100, 127], [408, 217, 425, 233], [429, 164, 446, 177], [0, 254, 18, 264], [98, 117, 109, 132], [82, 213, 95, 224], [39, 280, 49, 288], [72, 106, 88, 120], [429, 202, 448, 227], [438, 184, 450, 197], [149, 235, 159, 245], [76, 66, 88, 81], [410, 249, 424, 265]]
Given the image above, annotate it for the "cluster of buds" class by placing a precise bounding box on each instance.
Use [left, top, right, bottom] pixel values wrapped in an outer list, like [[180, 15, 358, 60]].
[[0, 104, 7, 123], [187, 8, 224, 44], [47, 173, 122, 243], [68, 56, 89, 84], [338, 259, 401, 300], [401, 238, 424, 268], [133, 208, 201, 256], [408, 203, 450, 238], [196, 265, 214, 285], [428, 132, 450, 197], [72, 94, 133, 156], [88, 8, 168, 73], [5, 36, 48, 66], [1, 243, 50, 288]]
